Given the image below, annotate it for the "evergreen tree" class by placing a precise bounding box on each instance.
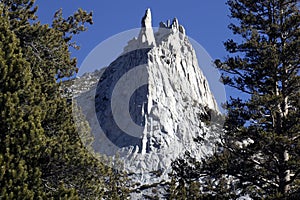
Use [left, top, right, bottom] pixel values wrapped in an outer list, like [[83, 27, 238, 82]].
[[1, 1, 129, 199], [170, 0, 299, 199], [0, 8, 46, 198]]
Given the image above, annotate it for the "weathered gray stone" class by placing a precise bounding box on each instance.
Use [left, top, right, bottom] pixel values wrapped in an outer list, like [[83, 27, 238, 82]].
[[74, 8, 221, 198]]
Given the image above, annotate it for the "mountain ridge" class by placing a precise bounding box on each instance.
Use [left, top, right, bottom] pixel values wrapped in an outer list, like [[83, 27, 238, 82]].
[[71, 8, 222, 198]]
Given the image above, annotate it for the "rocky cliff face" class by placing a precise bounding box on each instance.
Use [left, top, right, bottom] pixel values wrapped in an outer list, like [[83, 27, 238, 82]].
[[73, 9, 221, 189]]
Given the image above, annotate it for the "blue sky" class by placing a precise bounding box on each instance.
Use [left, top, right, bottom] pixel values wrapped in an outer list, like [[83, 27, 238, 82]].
[[35, 1, 232, 62], [35, 1, 240, 106]]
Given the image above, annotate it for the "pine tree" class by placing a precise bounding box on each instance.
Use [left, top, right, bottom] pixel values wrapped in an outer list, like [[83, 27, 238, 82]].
[[1, 1, 129, 199], [170, 0, 299, 199], [0, 8, 46, 198]]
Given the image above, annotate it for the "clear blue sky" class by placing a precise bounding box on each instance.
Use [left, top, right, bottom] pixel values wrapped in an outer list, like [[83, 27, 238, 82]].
[[35, 1, 232, 62], [35, 0, 240, 104]]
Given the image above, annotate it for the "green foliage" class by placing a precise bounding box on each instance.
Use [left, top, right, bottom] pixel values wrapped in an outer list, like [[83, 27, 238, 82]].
[[0, 1, 129, 199], [0, 9, 45, 199], [170, 0, 300, 199]]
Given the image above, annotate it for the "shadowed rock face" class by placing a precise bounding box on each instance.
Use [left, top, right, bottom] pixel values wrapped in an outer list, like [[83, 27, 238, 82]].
[[75, 9, 220, 190], [95, 48, 151, 151]]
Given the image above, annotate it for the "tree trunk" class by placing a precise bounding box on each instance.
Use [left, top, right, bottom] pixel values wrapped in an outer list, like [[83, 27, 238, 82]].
[[283, 150, 290, 193], [276, 81, 290, 195]]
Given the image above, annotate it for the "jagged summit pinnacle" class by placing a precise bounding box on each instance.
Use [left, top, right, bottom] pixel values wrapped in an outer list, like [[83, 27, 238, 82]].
[[124, 9, 187, 53], [141, 8, 152, 28], [159, 17, 185, 35], [123, 8, 156, 53], [138, 8, 156, 46]]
